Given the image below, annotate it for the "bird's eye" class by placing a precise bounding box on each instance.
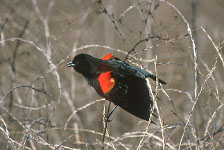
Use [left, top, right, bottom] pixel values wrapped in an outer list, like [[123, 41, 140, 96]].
[[74, 61, 79, 65]]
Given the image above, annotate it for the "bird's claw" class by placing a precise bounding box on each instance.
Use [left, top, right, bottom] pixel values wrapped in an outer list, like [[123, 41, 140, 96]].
[[104, 114, 112, 122]]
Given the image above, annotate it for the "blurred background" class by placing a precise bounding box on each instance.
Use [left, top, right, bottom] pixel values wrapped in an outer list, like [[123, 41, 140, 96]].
[[0, 0, 224, 149]]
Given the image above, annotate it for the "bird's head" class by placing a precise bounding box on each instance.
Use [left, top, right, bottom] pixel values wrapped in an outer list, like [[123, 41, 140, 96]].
[[67, 54, 99, 76]]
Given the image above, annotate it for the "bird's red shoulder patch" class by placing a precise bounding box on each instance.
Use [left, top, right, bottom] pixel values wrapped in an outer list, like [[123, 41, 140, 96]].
[[98, 71, 115, 94], [102, 53, 112, 60]]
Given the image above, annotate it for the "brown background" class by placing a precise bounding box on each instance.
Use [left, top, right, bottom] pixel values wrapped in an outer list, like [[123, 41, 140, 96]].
[[0, 0, 224, 149]]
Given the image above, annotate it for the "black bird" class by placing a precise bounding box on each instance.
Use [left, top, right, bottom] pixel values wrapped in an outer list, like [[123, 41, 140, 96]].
[[67, 53, 166, 121]]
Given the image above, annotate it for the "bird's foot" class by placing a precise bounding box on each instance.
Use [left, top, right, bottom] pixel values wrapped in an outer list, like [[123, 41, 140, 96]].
[[104, 114, 112, 122]]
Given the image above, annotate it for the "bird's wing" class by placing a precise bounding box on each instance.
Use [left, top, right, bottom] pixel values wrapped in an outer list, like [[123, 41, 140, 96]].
[[106, 74, 153, 121], [107, 60, 166, 84]]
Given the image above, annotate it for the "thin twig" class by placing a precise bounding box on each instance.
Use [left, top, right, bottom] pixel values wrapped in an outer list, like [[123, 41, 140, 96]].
[[0, 85, 50, 105], [101, 101, 112, 150]]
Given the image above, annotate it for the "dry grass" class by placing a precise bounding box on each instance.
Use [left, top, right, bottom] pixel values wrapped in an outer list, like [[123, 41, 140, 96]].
[[0, 0, 224, 149]]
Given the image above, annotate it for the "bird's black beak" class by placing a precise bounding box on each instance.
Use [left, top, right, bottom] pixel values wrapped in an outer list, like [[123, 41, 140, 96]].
[[67, 61, 75, 67]]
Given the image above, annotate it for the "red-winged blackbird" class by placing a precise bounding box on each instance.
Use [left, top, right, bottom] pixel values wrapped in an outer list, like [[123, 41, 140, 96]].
[[67, 53, 166, 121]]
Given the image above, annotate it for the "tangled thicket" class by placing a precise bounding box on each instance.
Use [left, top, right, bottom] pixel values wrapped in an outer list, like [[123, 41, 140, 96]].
[[0, 0, 224, 149]]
